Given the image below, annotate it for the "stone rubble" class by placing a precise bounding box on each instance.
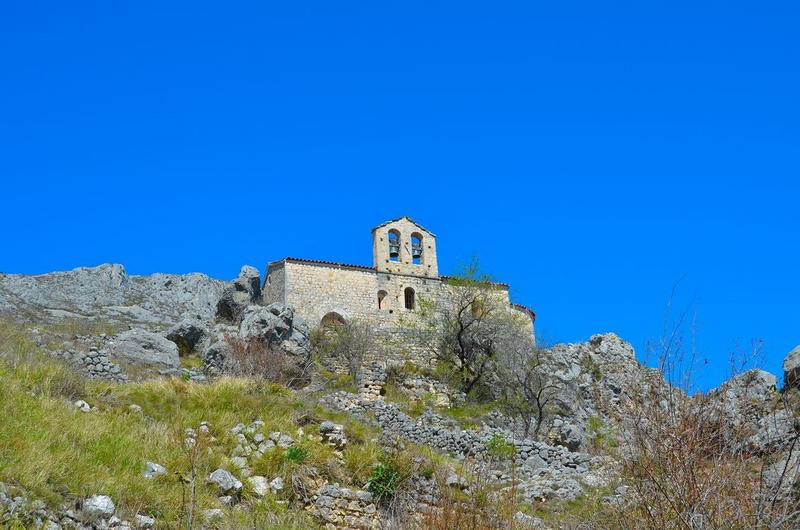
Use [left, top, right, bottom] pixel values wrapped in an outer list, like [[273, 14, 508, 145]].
[[321, 390, 612, 502], [310, 484, 381, 530]]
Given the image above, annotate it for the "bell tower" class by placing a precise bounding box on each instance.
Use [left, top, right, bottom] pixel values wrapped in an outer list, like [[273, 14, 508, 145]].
[[372, 217, 438, 278]]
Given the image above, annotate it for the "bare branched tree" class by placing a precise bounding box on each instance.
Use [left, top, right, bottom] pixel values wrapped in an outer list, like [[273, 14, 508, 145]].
[[314, 319, 376, 383], [415, 258, 511, 395], [495, 335, 564, 439]]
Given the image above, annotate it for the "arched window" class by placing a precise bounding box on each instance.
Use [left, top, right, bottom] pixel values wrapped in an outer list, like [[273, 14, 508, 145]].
[[404, 287, 415, 310], [377, 290, 388, 310], [410, 233, 423, 265], [321, 312, 346, 328], [388, 230, 400, 262]]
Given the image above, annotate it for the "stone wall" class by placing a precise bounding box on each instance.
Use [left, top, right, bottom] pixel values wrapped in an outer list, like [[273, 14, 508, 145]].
[[372, 217, 439, 278], [262, 262, 286, 306], [262, 259, 535, 367]]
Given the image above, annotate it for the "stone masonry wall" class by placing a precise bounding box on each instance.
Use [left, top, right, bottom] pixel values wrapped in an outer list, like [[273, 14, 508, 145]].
[[372, 217, 439, 278], [262, 262, 286, 306], [262, 259, 535, 367]]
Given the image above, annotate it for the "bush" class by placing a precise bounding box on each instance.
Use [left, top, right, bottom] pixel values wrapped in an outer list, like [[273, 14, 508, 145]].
[[485, 433, 516, 461], [282, 446, 308, 464], [367, 463, 403, 500], [223, 335, 310, 388]]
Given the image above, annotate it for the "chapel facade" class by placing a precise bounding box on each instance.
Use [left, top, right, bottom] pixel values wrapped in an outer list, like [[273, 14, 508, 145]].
[[262, 217, 534, 360]]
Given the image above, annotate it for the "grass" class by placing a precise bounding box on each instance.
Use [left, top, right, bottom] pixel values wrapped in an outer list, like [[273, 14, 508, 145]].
[[179, 355, 204, 370], [438, 400, 495, 429], [0, 319, 511, 528], [0, 319, 377, 528], [313, 364, 357, 393]]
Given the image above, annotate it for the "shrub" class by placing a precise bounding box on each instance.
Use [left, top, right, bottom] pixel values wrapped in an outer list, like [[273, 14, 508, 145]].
[[282, 446, 308, 464], [223, 335, 310, 388], [367, 463, 402, 500], [485, 433, 516, 461]]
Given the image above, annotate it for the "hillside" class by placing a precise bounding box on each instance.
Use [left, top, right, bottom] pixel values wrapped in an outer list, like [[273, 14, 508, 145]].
[[1, 264, 798, 530]]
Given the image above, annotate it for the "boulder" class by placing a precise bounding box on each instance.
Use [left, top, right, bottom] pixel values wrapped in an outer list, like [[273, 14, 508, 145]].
[[216, 265, 262, 323], [110, 329, 180, 367], [239, 303, 310, 359], [134, 514, 156, 529], [269, 476, 284, 493], [207, 468, 242, 495], [203, 509, 225, 523], [165, 318, 208, 356], [143, 462, 166, 479], [83, 494, 115, 519], [783, 346, 800, 388], [248, 476, 269, 497], [203, 338, 233, 375], [550, 419, 583, 452], [234, 265, 261, 300], [319, 421, 347, 450]]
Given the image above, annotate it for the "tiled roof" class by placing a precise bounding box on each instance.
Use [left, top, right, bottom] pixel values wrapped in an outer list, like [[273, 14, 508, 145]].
[[272, 257, 376, 272], [512, 303, 537, 321]]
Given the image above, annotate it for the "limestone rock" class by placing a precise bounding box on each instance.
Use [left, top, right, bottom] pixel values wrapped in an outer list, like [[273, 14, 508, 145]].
[[216, 265, 262, 323], [134, 514, 156, 528], [110, 329, 180, 367], [207, 468, 242, 495], [83, 494, 115, 518], [165, 318, 208, 356], [311, 484, 380, 529], [203, 508, 225, 523], [269, 476, 284, 493], [783, 346, 800, 388], [320, 421, 347, 450], [0, 263, 227, 326], [247, 476, 269, 497], [234, 265, 261, 300], [239, 304, 310, 359], [143, 462, 166, 479]]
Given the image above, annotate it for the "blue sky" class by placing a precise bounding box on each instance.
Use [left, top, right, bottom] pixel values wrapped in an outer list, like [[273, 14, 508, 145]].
[[2, 1, 798, 389]]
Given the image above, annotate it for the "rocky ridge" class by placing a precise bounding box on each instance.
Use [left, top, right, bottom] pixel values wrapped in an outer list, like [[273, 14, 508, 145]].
[[1, 263, 799, 529]]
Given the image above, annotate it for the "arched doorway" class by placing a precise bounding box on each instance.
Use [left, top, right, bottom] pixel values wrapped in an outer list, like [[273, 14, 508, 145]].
[[321, 312, 347, 329]]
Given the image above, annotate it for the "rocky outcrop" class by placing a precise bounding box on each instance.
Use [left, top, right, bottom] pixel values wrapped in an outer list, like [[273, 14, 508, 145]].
[[110, 328, 180, 367], [708, 367, 798, 454], [708, 369, 777, 431], [164, 318, 208, 356], [783, 345, 800, 388], [0, 264, 228, 326], [216, 265, 262, 323], [239, 303, 310, 359], [535, 332, 667, 451]]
